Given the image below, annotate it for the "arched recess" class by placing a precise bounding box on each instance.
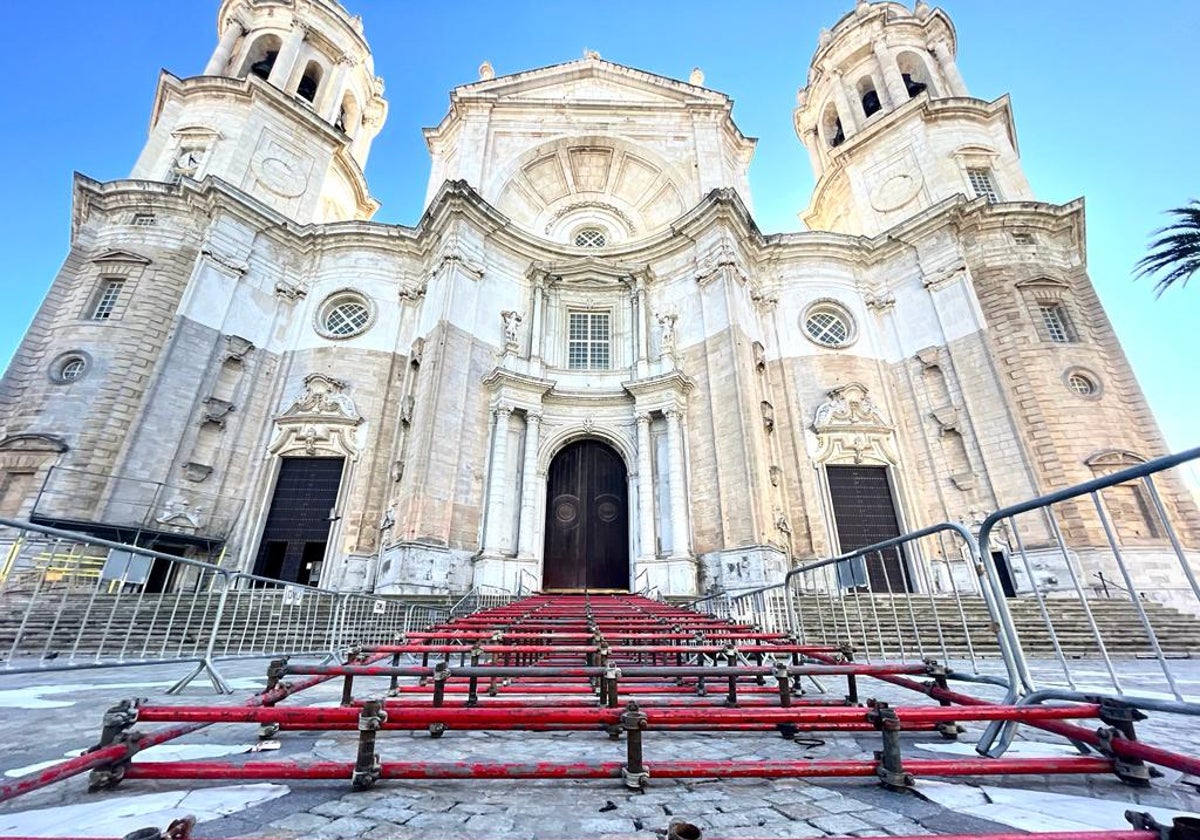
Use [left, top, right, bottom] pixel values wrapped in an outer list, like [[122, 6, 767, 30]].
[[542, 438, 629, 591], [896, 51, 937, 98], [240, 33, 282, 80], [811, 383, 914, 593], [297, 60, 324, 103], [0, 434, 68, 520], [251, 374, 363, 586], [1085, 450, 1164, 543], [821, 101, 845, 148], [337, 91, 361, 138], [857, 75, 882, 118]]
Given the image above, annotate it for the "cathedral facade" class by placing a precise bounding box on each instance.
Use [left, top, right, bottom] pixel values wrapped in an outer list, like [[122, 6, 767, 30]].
[[1, 0, 1195, 599]]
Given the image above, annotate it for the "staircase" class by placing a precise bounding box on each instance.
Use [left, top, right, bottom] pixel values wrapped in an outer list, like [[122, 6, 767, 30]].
[[789, 593, 1200, 660]]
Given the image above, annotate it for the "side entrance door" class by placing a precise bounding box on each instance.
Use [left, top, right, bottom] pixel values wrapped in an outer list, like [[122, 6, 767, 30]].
[[826, 465, 912, 593], [543, 440, 628, 590], [252, 457, 344, 586]]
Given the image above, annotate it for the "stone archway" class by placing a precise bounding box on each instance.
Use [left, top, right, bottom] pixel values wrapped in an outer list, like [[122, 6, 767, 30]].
[[542, 439, 629, 591]]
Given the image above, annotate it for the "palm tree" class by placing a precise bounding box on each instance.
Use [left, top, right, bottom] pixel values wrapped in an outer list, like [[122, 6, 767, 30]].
[[1136, 200, 1200, 296]]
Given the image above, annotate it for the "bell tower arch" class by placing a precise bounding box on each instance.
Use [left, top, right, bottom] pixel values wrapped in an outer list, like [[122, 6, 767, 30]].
[[130, 0, 388, 223], [794, 0, 1033, 236]]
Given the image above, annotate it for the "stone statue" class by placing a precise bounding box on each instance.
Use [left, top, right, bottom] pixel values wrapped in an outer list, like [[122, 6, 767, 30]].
[[501, 310, 523, 346], [657, 312, 677, 355]]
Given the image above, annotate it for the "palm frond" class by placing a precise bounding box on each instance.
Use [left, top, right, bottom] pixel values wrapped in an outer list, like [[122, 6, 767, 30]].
[[1135, 200, 1200, 296]]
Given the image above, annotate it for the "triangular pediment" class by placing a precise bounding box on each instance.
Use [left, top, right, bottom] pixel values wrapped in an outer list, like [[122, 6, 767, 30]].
[[91, 249, 151, 266], [455, 59, 729, 108]]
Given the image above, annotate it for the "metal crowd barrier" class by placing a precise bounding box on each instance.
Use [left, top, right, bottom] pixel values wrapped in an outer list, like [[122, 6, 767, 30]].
[[688, 446, 1200, 757], [0, 519, 450, 693]]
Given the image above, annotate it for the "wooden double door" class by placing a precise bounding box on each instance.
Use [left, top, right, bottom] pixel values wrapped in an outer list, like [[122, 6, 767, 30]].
[[543, 440, 629, 591]]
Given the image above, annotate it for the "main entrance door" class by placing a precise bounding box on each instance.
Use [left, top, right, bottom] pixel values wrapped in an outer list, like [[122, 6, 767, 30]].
[[543, 440, 628, 590], [826, 465, 912, 593], [252, 457, 344, 586]]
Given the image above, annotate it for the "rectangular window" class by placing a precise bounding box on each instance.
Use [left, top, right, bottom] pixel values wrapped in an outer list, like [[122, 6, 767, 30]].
[[91, 280, 125, 321], [132, 213, 156, 226], [967, 168, 1000, 203], [567, 311, 610, 370], [1038, 302, 1074, 343]]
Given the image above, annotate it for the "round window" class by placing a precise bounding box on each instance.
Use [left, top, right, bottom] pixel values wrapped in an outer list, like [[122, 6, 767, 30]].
[[60, 359, 86, 381], [802, 302, 856, 348], [49, 352, 90, 384], [1066, 371, 1098, 397], [316, 291, 374, 339], [574, 227, 607, 248]]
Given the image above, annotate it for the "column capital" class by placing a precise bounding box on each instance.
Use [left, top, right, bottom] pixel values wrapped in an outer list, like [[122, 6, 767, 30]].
[[525, 410, 543, 424], [635, 412, 653, 426], [494, 403, 514, 419], [664, 407, 686, 422]]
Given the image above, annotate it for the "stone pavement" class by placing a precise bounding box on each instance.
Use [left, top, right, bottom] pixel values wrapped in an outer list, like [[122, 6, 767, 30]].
[[0, 657, 1197, 838]]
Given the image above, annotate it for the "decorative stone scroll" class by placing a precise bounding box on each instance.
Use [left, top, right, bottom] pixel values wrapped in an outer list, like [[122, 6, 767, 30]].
[[268, 373, 363, 459], [811, 382, 899, 465]]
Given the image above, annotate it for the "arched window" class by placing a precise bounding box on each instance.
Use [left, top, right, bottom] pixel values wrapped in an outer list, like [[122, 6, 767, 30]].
[[297, 61, 323, 103], [857, 77, 881, 118], [821, 102, 845, 148], [241, 34, 282, 81], [897, 51, 936, 99]]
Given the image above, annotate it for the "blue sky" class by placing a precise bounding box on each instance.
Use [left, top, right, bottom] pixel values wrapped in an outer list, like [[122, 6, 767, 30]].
[[1, 1, 1197, 459]]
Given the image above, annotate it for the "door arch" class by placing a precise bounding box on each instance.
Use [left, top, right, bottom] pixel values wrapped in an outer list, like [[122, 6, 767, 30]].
[[543, 439, 629, 590]]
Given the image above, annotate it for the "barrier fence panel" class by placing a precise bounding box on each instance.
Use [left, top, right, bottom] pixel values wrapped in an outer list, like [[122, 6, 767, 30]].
[[786, 523, 1000, 674], [0, 519, 233, 690], [975, 447, 1200, 723], [0, 518, 457, 693]]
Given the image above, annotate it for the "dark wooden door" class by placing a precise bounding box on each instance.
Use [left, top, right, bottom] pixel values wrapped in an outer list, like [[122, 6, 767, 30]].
[[253, 457, 343, 584], [543, 440, 629, 590], [826, 465, 912, 593]]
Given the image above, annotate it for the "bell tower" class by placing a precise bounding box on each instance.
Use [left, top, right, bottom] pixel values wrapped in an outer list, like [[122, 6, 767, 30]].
[[794, 0, 1033, 235], [130, 0, 388, 223]]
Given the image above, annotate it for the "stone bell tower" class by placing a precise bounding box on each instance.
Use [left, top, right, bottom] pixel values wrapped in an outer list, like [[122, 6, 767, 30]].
[[793, 0, 1033, 235], [129, 0, 388, 223]]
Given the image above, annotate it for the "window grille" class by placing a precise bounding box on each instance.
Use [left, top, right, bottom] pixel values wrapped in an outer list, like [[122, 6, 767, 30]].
[[1038, 303, 1074, 343], [967, 168, 1000, 203], [324, 300, 371, 337], [568, 311, 610, 369], [805, 309, 850, 347], [60, 358, 86, 381], [574, 228, 607, 248], [91, 280, 125, 320], [132, 214, 157, 227]]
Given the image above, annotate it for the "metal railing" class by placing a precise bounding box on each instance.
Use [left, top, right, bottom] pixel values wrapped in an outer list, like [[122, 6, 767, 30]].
[[448, 584, 515, 619], [0, 519, 449, 693]]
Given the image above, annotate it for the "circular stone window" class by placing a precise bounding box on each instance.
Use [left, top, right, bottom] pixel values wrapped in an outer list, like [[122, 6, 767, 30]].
[[802, 302, 856, 349], [49, 352, 90, 384], [1065, 370, 1101, 398], [573, 227, 607, 248], [316, 291, 374, 339]]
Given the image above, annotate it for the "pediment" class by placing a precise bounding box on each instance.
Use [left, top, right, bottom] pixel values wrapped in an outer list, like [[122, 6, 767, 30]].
[[456, 59, 728, 108], [91, 249, 151, 266]]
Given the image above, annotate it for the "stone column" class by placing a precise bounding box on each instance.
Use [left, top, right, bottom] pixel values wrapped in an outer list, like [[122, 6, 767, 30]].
[[829, 69, 860, 137], [268, 21, 306, 89], [529, 277, 545, 364], [634, 279, 649, 376], [204, 19, 244, 76], [636, 414, 656, 559], [665, 409, 691, 558], [319, 55, 356, 121], [482, 405, 513, 554], [800, 128, 824, 179], [516, 412, 542, 558], [873, 41, 908, 107], [929, 40, 968, 97]]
